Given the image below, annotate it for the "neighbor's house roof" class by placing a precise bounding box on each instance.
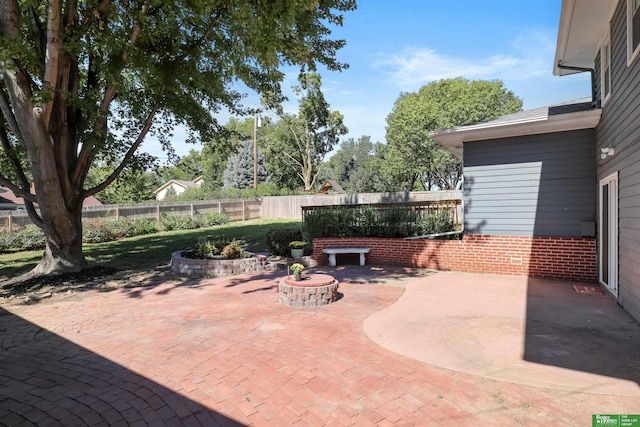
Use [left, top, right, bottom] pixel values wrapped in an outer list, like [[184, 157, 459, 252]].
[[318, 180, 346, 194], [554, 0, 617, 76], [430, 98, 601, 159], [82, 195, 104, 206], [0, 186, 103, 209], [0, 187, 24, 207], [153, 177, 203, 195]]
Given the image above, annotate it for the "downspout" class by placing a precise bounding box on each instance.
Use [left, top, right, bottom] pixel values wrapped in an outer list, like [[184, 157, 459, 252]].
[[556, 62, 597, 107]]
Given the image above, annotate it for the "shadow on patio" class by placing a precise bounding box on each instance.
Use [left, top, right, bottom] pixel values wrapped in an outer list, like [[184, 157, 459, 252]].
[[0, 308, 241, 426]]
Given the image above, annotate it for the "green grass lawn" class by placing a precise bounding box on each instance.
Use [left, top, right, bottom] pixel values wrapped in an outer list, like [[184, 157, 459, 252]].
[[0, 218, 300, 280]]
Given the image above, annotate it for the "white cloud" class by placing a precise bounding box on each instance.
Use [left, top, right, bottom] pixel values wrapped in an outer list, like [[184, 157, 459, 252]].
[[374, 30, 558, 91]]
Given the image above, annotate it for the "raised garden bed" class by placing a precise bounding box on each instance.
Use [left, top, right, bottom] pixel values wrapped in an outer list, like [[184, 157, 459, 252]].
[[171, 251, 275, 277]]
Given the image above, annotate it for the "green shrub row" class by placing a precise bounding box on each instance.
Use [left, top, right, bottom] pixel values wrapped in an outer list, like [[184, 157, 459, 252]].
[[83, 218, 159, 243], [0, 225, 47, 253], [302, 206, 457, 239], [0, 212, 230, 253], [160, 212, 228, 231]]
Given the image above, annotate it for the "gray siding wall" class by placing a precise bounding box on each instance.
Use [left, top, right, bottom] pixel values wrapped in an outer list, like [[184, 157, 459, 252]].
[[463, 129, 596, 237], [595, 0, 640, 322]]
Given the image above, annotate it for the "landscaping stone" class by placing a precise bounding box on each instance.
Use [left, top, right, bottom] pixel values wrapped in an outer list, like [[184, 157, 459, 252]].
[[170, 251, 275, 278]]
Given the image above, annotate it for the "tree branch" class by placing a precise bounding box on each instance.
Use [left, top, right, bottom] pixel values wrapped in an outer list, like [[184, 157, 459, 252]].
[[24, 199, 44, 229], [40, 0, 62, 128], [0, 85, 25, 147], [0, 124, 34, 200], [85, 84, 165, 197], [91, 0, 151, 142], [28, 7, 46, 73]]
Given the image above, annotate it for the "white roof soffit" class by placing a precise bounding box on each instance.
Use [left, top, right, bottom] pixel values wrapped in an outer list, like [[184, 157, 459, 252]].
[[431, 108, 602, 159], [554, 0, 617, 76]]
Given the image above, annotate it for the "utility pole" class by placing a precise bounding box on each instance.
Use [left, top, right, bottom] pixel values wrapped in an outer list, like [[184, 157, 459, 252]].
[[253, 112, 259, 189]]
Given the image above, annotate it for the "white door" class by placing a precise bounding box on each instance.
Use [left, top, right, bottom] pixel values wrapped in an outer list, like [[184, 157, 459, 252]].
[[599, 172, 618, 295]]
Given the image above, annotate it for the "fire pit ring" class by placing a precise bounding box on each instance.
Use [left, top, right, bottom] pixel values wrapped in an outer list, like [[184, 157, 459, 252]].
[[278, 273, 339, 307]]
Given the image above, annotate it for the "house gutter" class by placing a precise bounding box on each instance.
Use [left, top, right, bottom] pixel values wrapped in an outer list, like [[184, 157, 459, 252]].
[[556, 63, 597, 106]]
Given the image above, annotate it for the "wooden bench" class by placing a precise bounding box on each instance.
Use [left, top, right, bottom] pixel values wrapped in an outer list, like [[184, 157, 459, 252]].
[[322, 248, 370, 267]]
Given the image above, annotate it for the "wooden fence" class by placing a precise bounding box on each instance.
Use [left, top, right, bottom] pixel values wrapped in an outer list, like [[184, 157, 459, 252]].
[[301, 199, 462, 227], [260, 190, 462, 220], [0, 190, 462, 232], [0, 199, 261, 232]]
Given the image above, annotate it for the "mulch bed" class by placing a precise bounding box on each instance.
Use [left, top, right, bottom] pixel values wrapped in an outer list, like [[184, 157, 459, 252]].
[[0, 266, 120, 301]]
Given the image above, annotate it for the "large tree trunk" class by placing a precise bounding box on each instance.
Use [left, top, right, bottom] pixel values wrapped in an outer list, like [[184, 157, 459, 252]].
[[31, 198, 87, 275]]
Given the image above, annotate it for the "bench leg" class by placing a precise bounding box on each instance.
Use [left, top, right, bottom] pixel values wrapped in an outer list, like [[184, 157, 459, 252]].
[[328, 254, 336, 267], [359, 253, 366, 266]]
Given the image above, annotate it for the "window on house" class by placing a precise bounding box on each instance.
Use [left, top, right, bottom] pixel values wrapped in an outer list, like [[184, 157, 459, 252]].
[[602, 29, 612, 102], [628, 0, 640, 64]]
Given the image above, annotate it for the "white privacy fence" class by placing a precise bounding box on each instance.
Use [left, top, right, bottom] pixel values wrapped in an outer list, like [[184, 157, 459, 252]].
[[0, 190, 462, 232]]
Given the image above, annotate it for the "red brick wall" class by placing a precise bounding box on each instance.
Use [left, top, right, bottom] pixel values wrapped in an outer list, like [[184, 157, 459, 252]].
[[313, 234, 597, 282]]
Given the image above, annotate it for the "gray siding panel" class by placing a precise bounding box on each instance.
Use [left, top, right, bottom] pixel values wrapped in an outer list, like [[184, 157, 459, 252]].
[[596, 0, 640, 323], [463, 129, 596, 237]]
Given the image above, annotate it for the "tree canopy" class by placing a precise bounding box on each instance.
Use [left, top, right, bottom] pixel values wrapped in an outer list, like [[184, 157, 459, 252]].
[[262, 73, 347, 191], [385, 77, 523, 191], [0, 0, 356, 275], [324, 135, 389, 193], [222, 139, 267, 189]]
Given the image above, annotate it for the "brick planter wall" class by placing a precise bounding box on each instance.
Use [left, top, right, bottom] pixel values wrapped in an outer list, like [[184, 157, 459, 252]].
[[171, 251, 274, 277], [313, 234, 597, 282]]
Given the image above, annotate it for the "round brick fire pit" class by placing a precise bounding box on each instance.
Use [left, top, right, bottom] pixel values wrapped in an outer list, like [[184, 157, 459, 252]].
[[278, 273, 339, 307]]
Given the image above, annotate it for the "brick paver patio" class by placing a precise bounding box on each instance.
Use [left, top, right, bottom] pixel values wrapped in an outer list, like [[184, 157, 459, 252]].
[[1, 267, 638, 426]]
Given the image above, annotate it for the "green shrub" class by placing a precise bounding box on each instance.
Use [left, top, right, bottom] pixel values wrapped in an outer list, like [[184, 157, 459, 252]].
[[302, 205, 456, 239], [82, 218, 158, 243], [377, 206, 418, 238], [0, 230, 17, 253], [200, 212, 229, 227], [107, 219, 138, 239], [183, 238, 246, 259], [0, 226, 46, 252], [130, 218, 158, 235], [195, 239, 215, 257], [417, 211, 456, 236], [161, 212, 229, 231], [83, 221, 115, 243], [302, 208, 357, 239], [222, 240, 244, 259], [11, 225, 47, 250], [266, 228, 303, 256], [161, 213, 198, 231]]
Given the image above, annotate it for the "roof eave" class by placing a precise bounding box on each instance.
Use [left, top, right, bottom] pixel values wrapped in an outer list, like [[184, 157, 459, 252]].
[[553, 0, 617, 76], [431, 108, 602, 159]]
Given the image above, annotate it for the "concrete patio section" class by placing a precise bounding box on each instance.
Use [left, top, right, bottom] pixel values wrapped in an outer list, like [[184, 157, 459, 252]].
[[1, 266, 639, 426], [364, 271, 640, 397]]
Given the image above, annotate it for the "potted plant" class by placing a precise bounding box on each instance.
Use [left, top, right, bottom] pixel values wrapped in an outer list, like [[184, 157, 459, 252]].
[[289, 241, 306, 258], [290, 263, 305, 281]]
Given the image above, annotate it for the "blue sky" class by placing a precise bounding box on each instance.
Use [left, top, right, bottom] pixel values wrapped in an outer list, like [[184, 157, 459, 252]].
[[143, 0, 591, 161]]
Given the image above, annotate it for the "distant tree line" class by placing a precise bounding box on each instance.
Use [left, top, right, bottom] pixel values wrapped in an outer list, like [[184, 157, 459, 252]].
[[90, 77, 522, 203]]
